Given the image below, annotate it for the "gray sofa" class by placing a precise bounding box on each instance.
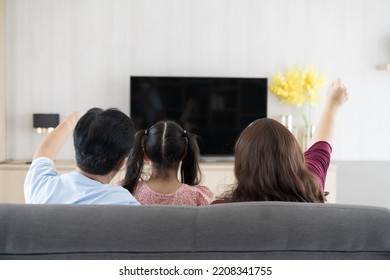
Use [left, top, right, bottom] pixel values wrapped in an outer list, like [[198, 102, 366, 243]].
[[0, 202, 389, 259]]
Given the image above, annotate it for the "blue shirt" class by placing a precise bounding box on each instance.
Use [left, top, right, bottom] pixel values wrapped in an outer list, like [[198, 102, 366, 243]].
[[24, 157, 140, 205]]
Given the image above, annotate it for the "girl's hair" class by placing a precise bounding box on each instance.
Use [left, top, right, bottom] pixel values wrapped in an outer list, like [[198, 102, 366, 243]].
[[222, 118, 325, 203], [123, 120, 201, 193]]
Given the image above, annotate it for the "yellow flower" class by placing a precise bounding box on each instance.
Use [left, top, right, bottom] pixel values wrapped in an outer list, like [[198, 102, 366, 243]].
[[269, 67, 326, 107]]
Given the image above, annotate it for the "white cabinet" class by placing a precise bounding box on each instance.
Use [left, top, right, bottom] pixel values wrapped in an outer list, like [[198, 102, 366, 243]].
[[0, 164, 27, 203], [200, 162, 235, 199], [325, 165, 337, 203], [0, 161, 336, 203]]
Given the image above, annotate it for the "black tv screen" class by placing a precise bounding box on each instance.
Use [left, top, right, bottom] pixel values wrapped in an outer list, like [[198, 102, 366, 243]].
[[130, 76, 267, 158]]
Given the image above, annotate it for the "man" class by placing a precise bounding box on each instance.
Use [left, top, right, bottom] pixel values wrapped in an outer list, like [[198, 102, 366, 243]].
[[24, 108, 139, 205]]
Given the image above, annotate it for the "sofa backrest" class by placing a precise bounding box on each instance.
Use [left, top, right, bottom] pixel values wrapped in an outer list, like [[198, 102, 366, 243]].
[[0, 202, 389, 259]]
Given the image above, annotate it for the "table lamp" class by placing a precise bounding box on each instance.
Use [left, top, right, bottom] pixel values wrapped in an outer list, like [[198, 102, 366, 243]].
[[33, 113, 59, 134]]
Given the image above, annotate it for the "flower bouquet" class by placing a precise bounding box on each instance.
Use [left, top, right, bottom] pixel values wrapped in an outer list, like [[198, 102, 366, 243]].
[[269, 66, 326, 148]]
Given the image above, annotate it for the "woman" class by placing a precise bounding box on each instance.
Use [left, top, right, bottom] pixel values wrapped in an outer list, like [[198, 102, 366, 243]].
[[213, 79, 348, 203]]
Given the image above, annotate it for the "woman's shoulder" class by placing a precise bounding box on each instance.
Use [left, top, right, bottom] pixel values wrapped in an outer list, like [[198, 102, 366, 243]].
[[306, 141, 332, 153], [210, 199, 232, 204]]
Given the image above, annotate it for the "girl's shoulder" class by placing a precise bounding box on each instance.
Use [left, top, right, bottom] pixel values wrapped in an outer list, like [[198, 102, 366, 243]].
[[181, 184, 214, 202], [134, 181, 152, 193], [181, 184, 213, 193]]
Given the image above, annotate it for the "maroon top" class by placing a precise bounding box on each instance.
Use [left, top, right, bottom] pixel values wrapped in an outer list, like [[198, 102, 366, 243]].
[[304, 141, 332, 192], [211, 141, 332, 204]]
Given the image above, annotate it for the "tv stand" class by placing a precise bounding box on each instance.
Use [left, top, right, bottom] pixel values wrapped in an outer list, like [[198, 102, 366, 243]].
[[200, 156, 234, 163]]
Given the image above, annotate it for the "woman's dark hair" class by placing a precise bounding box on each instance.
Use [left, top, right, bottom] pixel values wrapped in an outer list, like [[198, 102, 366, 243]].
[[123, 120, 201, 193], [73, 108, 135, 175], [222, 118, 325, 203]]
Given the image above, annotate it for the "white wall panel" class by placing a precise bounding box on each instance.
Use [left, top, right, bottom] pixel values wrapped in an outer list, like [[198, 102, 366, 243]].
[[0, 0, 5, 161], [5, 0, 390, 160]]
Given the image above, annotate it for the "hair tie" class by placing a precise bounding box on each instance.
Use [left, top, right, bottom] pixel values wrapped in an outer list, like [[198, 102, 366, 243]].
[[182, 130, 187, 137]]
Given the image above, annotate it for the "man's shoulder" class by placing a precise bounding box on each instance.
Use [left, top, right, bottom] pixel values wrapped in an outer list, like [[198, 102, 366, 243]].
[[95, 185, 140, 205], [30, 157, 55, 167]]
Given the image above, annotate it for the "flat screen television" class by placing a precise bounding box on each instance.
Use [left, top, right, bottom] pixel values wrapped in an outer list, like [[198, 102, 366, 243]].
[[130, 76, 267, 160]]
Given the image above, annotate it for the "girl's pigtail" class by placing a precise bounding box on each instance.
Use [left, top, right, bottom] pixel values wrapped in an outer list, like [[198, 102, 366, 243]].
[[180, 131, 202, 185], [123, 130, 147, 193]]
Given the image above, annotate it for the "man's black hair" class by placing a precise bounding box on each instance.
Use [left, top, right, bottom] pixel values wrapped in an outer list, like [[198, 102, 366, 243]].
[[73, 108, 135, 175]]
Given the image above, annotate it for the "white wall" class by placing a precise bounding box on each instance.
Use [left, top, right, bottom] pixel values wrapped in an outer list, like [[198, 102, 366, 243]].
[[0, 0, 6, 162], [6, 0, 390, 161]]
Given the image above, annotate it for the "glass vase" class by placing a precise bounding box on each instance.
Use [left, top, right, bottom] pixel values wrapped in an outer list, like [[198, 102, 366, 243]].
[[301, 124, 315, 151]]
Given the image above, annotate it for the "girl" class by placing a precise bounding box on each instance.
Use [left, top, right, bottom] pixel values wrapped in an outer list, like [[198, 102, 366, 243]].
[[123, 120, 214, 206], [213, 79, 349, 203]]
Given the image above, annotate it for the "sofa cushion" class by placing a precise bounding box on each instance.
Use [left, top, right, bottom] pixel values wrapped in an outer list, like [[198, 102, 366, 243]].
[[0, 202, 389, 259]]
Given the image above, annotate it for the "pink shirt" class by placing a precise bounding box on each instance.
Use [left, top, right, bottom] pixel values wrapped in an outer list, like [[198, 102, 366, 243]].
[[133, 181, 214, 206]]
